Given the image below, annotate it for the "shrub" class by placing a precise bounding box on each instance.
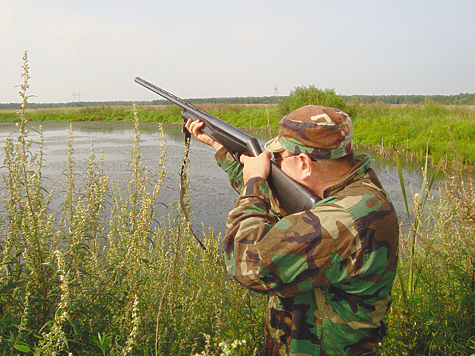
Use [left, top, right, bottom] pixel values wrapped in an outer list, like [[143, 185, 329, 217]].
[[277, 85, 349, 118]]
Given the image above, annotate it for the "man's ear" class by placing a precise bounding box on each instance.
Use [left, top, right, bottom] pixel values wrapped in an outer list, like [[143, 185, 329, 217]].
[[297, 154, 314, 180]]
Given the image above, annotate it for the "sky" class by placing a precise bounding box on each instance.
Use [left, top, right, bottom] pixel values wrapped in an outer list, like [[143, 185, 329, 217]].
[[1, 0, 474, 103]]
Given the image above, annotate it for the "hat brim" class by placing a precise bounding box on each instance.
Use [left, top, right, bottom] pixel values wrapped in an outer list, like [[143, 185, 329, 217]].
[[264, 136, 285, 153]]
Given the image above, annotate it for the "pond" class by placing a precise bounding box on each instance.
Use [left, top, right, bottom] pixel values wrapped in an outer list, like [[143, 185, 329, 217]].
[[0, 121, 437, 238]]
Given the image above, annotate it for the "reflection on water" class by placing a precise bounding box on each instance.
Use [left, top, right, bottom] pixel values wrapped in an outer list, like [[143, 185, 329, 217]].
[[0, 121, 441, 237]]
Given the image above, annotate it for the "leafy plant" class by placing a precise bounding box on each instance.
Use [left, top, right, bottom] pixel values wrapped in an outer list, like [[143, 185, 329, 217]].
[[277, 85, 349, 118]]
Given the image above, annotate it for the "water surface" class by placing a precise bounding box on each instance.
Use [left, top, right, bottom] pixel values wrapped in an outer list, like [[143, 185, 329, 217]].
[[0, 121, 436, 237]]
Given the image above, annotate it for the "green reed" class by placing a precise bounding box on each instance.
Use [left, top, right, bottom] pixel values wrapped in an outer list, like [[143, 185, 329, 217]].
[[382, 142, 475, 355]]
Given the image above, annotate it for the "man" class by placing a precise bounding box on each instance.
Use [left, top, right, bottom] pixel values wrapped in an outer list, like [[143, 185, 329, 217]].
[[185, 105, 399, 356]]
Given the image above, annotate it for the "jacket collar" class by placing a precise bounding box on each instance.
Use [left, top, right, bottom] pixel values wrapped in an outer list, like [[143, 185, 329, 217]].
[[322, 154, 381, 198]]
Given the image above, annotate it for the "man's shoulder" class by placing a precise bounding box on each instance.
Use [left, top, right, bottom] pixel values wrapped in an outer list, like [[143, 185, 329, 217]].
[[321, 176, 395, 215], [314, 176, 399, 258]]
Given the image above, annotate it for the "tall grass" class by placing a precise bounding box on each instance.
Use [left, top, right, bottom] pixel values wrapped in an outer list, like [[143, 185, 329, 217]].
[[0, 52, 265, 355], [351, 102, 475, 165], [382, 144, 475, 354]]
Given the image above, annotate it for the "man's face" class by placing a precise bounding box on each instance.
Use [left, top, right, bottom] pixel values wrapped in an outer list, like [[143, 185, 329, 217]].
[[273, 150, 296, 167], [273, 150, 303, 184]]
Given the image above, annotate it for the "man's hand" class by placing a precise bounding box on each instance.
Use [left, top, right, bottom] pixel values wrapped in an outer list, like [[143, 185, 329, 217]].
[[184, 119, 223, 151], [239, 151, 272, 184]]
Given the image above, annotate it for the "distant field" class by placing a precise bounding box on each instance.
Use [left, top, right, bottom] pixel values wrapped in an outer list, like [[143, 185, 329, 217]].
[[1, 102, 474, 165]]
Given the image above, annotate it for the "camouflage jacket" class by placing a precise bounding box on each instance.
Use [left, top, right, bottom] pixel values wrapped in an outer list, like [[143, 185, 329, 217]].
[[215, 147, 399, 356]]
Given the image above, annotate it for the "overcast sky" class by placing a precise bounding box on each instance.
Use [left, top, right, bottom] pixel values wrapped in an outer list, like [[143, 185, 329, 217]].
[[1, 0, 474, 103]]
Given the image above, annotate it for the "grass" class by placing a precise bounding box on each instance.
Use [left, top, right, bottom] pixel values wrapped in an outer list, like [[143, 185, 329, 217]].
[[0, 108, 266, 355], [1, 52, 474, 355], [3, 109, 473, 355], [0, 53, 265, 355], [350, 101, 475, 165], [382, 145, 475, 355], [2, 101, 475, 165]]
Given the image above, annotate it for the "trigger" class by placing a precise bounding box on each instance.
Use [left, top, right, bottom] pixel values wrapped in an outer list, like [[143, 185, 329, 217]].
[[232, 151, 241, 163]]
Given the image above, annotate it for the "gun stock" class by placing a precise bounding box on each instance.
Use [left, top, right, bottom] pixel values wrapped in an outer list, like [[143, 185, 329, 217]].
[[134, 77, 320, 214]]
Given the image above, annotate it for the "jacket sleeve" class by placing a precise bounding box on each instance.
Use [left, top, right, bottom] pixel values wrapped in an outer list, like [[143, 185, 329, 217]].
[[214, 146, 246, 194], [214, 146, 285, 217], [223, 177, 365, 298]]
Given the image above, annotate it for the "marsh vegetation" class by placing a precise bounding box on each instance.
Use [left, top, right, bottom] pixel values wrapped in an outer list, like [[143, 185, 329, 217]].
[[0, 52, 473, 355]]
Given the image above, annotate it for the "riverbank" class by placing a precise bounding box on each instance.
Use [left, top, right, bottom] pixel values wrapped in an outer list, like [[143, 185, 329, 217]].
[[2, 102, 474, 165]]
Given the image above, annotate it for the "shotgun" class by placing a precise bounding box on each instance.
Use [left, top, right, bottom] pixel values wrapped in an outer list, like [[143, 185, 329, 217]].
[[134, 77, 320, 215]]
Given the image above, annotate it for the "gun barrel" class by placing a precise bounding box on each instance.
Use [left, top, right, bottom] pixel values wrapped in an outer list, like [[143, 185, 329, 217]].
[[135, 77, 215, 122], [135, 76, 257, 157], [134, 76, 321, 214]]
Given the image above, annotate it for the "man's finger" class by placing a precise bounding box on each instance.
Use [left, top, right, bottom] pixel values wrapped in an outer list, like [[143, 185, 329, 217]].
[[239, 153, 250, 164]]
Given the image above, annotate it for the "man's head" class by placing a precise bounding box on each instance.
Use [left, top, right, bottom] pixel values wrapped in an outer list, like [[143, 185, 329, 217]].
[[265, 105, 353, 160], [265, 105, 354, 196]]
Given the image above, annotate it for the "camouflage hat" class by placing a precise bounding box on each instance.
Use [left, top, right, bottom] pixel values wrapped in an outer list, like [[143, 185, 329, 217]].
[[265, 105, 353, 159]]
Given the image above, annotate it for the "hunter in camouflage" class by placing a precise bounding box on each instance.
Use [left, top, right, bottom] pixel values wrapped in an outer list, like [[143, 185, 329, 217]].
[[185, 105, 399, 356]]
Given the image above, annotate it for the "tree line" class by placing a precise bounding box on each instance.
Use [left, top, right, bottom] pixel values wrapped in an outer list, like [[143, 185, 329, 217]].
[[1, 92, 474, 110], [342, 92, 475, 105]]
